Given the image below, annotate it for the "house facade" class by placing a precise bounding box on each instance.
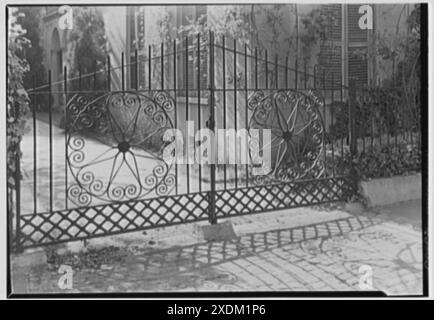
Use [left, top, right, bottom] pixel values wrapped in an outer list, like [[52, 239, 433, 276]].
[[39, 4, 414, 94], [36, 3, 417, 154], [100, 4, 414, 90]]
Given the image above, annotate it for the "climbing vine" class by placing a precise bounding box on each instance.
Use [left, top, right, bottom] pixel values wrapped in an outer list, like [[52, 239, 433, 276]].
[[7, 8, 30, 180], [169, 5, 335, 88]]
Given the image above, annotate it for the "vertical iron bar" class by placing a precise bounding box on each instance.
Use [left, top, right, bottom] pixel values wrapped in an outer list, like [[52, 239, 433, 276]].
[[402, 94, 406, 143], [410, 98, 414, 147], [323, 70, 326, 129], [208, 31, 217, 224], [275, 54, 278, 89], [78, 65, 82, 91], [93, 60, 97, 90], [340, 76, 344, 156], [371, 99, 374, 152], [234, 39, 237, 189], [265, 50, 268, 89], [362, 90, 366, 153], [161, 43, 164, 90], [32, 75, 37, 214], [295, 58, 298, 90], [64, 66, 68, 209], [222, 36, 227, 189], [348, 79, 358, 196], [331, 72, 335, 176], [173, 39, 178, 195], [255, 47, 258, 89], [14, 89, 22, 252], [394, 96, 398, 149], [386, 94, 390, 147], [285, 56, 288, 88], [245, 43, 248, 187], [121, 52, 125, 92], [304, 59, 307, 89], [185, 36, 190, 194], [314, 65, 317, 90], [107, 55, 111, 91], [322, 70, 327, 172], [48, 70, 53, 212], [349, 79, 358, 155], [378, 91, 382, 147], [148, 45, 152, 91], [197, 33, 202, 192], [135, 48, 139, 90]]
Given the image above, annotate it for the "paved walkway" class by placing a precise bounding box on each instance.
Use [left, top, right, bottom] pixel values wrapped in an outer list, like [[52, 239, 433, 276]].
[[12, 200, 423, 295]]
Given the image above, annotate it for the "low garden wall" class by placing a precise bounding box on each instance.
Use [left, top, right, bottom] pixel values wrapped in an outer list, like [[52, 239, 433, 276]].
[[359, 173, 421, 207]]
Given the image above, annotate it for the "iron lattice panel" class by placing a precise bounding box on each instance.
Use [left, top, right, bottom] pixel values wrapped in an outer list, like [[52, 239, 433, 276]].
[[215, 177, 354, 218], [19, 192, 210, 248]]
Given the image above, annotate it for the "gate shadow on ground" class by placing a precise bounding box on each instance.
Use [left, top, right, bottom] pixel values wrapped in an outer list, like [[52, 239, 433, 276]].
[[126, 215, 377, 283], [120, 213, 422, 293], [21, 212, 422, 293]]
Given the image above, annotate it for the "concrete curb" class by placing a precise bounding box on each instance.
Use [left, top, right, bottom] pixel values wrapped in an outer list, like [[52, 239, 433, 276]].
[[11, 248, 47, 268]]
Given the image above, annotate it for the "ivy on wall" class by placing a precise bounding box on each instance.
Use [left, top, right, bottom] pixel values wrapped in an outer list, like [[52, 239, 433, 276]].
[[16, 7, 46, 91], [7, 8, 30, 180]]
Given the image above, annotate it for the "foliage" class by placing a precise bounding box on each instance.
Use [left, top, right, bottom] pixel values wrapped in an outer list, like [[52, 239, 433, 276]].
[[371, 4, 421, 125], [300, 7, 338, 61], [353, 144, 421, 180], [16, 7, 46, 91], [173, 5, 330, 57], [327, 86, 418, 142], [326, 143, 421, 180], [7, 8, 30, 179], [175, 6, 253, 48], [168, 5, 342, 88], [69, 7, 108, 91], [46, 246, 130, 270], [62, 7, 108, 131]]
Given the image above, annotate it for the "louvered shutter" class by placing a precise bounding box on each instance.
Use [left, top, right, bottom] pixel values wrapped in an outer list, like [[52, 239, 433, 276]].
[[318, 4, 342, 88], [347, 4, 369, 87]]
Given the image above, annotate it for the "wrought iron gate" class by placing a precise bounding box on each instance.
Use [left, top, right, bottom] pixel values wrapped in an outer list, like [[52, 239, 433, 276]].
[[9, 32, 356, 251]]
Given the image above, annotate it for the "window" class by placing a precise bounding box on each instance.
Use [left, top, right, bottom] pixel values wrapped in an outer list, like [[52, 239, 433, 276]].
[[319, 4, 372, 88], [347, 4, 370, 87]]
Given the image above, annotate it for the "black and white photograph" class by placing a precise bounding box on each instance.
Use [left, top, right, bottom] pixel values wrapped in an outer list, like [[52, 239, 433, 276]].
[[4, 1, 429, 300]]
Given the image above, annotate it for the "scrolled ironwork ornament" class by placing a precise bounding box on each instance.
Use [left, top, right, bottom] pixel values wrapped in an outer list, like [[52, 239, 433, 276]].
[[66, 91, 175, 206], [248, 89, 325, 184]]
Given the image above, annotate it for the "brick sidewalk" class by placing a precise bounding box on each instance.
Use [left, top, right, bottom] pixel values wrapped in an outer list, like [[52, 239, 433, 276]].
[[12, 201, 423, 295]]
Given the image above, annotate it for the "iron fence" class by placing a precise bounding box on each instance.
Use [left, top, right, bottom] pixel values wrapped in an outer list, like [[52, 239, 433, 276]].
[[8, 31, 420, 252]]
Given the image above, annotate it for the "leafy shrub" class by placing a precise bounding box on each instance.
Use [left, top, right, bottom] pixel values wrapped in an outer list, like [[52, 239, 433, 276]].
[[69, 7, 107, 90], [327, 87, 412, 143], [353, 144, 421, 180], [326, 143, 421, 180]]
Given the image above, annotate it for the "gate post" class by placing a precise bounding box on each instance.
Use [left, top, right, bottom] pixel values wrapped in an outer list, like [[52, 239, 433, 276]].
[[208, 31, 217, 224]]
